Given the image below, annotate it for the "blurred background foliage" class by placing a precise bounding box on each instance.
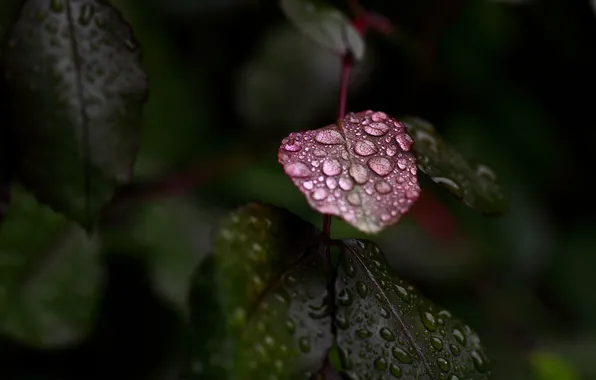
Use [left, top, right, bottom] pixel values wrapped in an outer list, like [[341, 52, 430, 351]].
[[1, 0, 596, 379]]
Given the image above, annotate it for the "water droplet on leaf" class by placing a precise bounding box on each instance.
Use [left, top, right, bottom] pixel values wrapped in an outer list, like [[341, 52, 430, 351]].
[[322, 159, 342, 176], [284, 162, 312, 178], [354, 140, 378, 156], [315, 129, 344, 145], [368, 157, 393, 176]]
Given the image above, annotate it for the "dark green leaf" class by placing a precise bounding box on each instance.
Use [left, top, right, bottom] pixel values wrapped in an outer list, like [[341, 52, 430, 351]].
[[186, 203, 334, 379], [0, 186, 100, 347], [280, 0, 365, 60], [0, 0, 21, 42], [402, 117, 507, 215], [335, 239, 491, 379], [1, 0, 148, 227]]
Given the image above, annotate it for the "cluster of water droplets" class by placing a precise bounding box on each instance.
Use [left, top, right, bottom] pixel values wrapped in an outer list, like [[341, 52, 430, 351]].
[[211, 206, 333, 378], [334, 240, 491, 379], [278, 111, 420, 233], [403, 117, 505, 214]]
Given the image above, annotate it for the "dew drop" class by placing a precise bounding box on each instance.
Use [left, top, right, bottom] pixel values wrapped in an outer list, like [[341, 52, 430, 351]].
[[354, 140, 378, 156], [356, 281, 368, 298], [325, 177, 337, 189], [410, 166, 417, 175], [368, 157, 393, 176], [303, 181, 314, 190], [339, 177, 354, 190], [452, 328, 466, 346], [338, 346, 353, 370], [347, 192, 361, 206], [381, 214, 391, 222], [313, 149, 326, 157], [312, 188, 327, 200], [395, 133, 413, 151], [315, 129, 344, 144], [449, 344, 461, 356], [390, 364, 402, 377], [419, 309, 438, 331], [285, 319, 296, 334], [430, 336, 444, 351], [392, 347, 413, 364], [471, 350, 489, 372], [437, 357, 450, 372], [475, 164, 497, 181], [395, 285, 410, 302], [371, 111, 388, 121], [284, 142, 301, 152], [322, 159, 342, 176], [432, 177, 463, 198], [78, 4, 95, 25], [397, 157, 407, 170], [349, 164, 369, 184], [335, 313, 349, 330], [380, 308, 390, 319], [284, 162, 312, 178], [386, 145, 397, 156], [379, 327, 395, 341], [364, 122, 390, 136], [356, 329, 373, 338], [374, 357, 388, 370], [375, 181, 392, 194], [338, 289, 353, 306], [298, 337, 311, 353]]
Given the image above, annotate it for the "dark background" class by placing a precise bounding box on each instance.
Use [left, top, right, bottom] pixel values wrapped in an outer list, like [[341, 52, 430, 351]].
[[2, 0, 596, 379]]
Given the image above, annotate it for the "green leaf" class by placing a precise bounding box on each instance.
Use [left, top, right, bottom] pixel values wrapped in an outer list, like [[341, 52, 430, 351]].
[[0, 186, 100, 347], [335, 239, 491, 379], [0, 0, 148, 227], [186, 203, 334, 379], [402, 117, 507, 216], [530, 350, 580, 380], [280, 0, 365, 61]]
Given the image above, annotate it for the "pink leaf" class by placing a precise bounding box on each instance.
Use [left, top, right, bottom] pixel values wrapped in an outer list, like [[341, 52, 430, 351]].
[[278, 110, 421, 234]]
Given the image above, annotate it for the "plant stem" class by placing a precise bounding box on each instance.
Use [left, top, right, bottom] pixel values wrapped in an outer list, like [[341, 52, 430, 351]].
[[322, 53, 354, 238]]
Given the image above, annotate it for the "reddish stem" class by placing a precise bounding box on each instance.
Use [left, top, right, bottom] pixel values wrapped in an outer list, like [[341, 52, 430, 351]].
[[322, 46, 355, 237]]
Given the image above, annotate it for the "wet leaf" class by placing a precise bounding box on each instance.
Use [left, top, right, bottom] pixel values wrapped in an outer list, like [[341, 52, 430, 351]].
[[186, 203, 334, 379], [402, 117, 507, 215], [0, 186, 100, 347], [1, 0, 148, 228], [280, 0, 365, 60], [278, 110, 421, 234], [335, 239, 491, 379]]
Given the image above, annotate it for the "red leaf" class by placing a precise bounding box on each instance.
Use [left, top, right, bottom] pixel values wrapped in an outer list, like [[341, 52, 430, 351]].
[[278, 110, 421, 234]]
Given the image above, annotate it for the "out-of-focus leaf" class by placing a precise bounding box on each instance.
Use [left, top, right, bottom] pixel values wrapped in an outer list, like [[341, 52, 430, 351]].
[[0, 0, 20, 42], [185, 203, 333, 379], [0, 186, 100, 347], [335, 238, 491, 379], [113, 0, 211, 177], [402, 117, 507, 216], [530, 350, 580, 380], [1, 0, 148, 227], [101, 196, 213, 317], [279, 110, 420, 234], [236, 25, 372, 134], [280, 0, 365, 60]]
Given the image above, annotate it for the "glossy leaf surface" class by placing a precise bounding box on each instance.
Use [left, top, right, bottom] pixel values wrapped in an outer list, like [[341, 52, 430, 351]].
[[1, 0, 148, 227], [335, 239, 491, 379], [280, 0, 365, 60], [279, 110, 420, 234], [0, 186, 100, 347], [402, 117, 507, 215], [186, 203, 334, 379]]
